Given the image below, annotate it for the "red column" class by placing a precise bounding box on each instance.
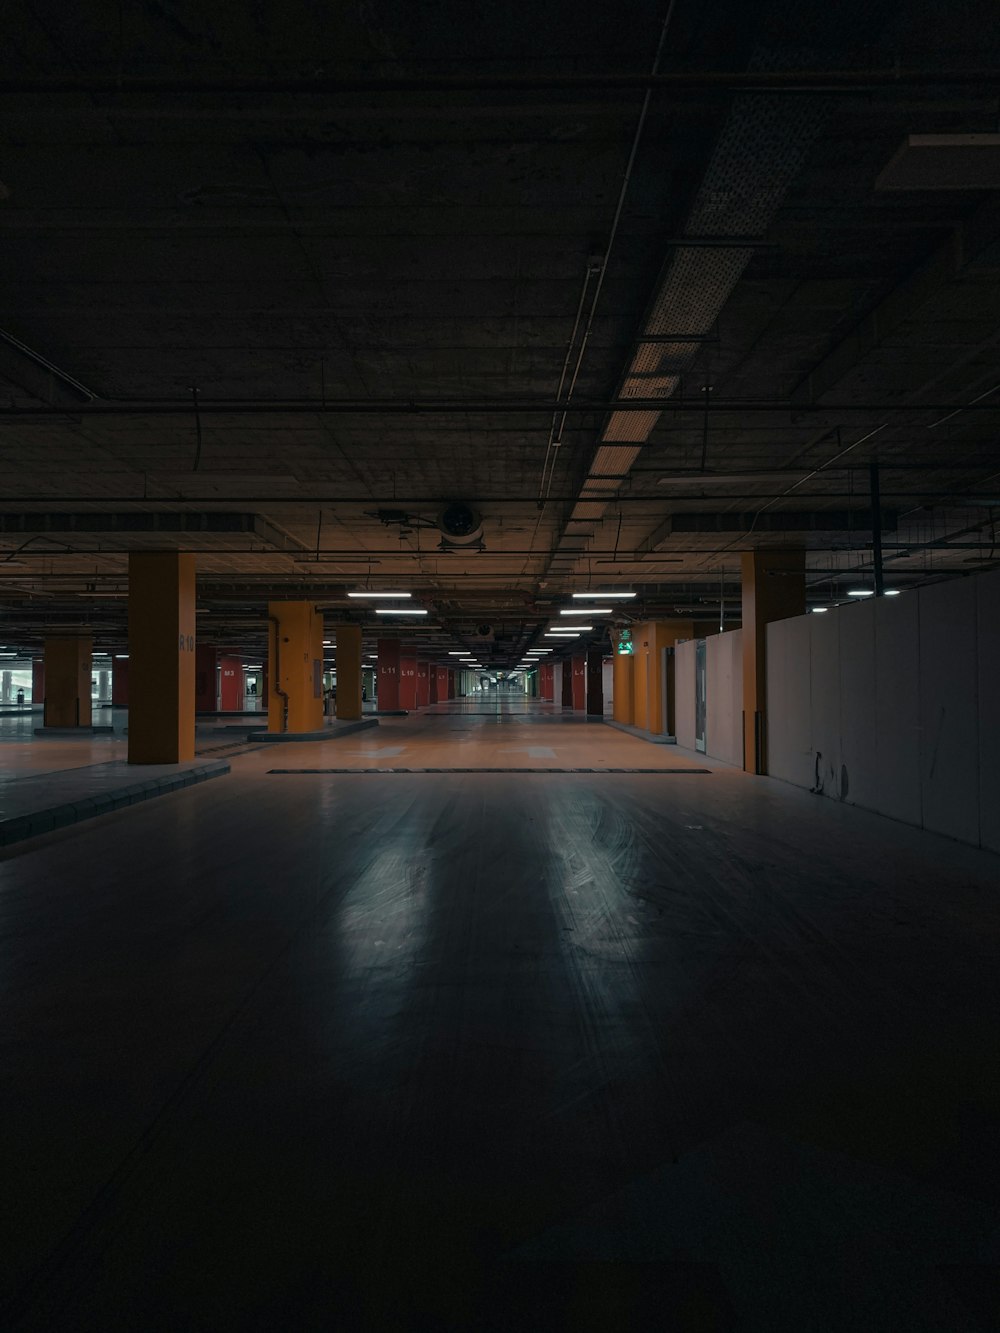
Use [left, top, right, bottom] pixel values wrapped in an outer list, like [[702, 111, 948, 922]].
[[540, 662, 553, 700], [219, 654, 243, 711], [377, 638, 401, 711], [429, 667, 439, 704], [572, 655, 586, 710], [586, 649, 604, 716], [416, 659, 430, 708], [195, 645, 218, 712], [399, 654, 417, 710], [436, 666, 449, 702], [32, 658, 45, 707], [561, 660, 573, 708], [111, 655, 129, 706], [448, 669, 456, 699]]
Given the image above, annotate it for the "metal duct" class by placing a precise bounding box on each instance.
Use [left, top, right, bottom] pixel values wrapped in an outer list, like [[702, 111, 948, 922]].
[[547, 53, 834, 573]]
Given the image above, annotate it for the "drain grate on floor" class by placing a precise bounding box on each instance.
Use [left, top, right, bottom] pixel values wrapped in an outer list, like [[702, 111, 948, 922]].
[[267, 767, 711, 775]]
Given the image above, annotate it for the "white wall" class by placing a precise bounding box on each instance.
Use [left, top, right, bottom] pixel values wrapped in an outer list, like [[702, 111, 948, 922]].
[[765, 569, 1000, 852], [674, 640, 696, 751], [705, 629, 743, 766]]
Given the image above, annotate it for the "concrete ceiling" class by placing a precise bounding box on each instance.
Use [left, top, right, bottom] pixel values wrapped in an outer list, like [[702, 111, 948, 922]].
[[1, 0, 999, 665]]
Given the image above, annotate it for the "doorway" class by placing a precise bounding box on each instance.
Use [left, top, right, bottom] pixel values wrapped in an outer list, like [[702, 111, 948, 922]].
[[694, 639, 707, 754]]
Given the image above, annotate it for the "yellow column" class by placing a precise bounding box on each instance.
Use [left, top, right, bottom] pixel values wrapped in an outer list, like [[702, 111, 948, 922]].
[[128, 552, 196, 763], [335, 623, 363, 721], [43, 636, 93, 728], [631, 621, 693, 734], [742, 548, 805, 773], [268, 601, 324, 734], [612, 651, 634, 725]]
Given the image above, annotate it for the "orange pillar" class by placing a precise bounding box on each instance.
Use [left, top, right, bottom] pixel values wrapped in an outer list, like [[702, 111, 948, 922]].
[[267, 601, 324, 734], [128, 552, 196, 763], [612, 650, 633, 725], [43, 637, 92, 728], [335, 623, 363, 721], [741, 548, 805, 774]]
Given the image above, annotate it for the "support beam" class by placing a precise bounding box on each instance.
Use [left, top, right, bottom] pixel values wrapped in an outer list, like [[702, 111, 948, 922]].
[[267, 601, 323, 735], [128, 552, 196, 763], [741, 548, 805, 774], [335, 624, 362, 721], [43, 637, 92, 728]]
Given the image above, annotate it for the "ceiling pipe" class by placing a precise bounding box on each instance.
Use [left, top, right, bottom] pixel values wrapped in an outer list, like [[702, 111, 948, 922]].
[[4, 398, 1000, 417], [1, 70, 996, 95]]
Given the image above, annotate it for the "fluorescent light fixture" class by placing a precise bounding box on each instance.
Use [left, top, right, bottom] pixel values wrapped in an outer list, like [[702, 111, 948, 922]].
[[553, 624, 592, 631], [347, 592, 411, 599], [572, 592, 637, 599], [884, 589, 901, 596], [810, 608, 829, 614], [115, 654, 129, 659], [323, 640, 332, 645], [527, 649, 551, 653], [375, 607, 428, 616], [560, 607, 611, 615], [545, 632, 579, 638], [367, 654, 378, 659], [447, 651, 466, 655], [243, 664, 263, 669], [847, 589, 874, 597]]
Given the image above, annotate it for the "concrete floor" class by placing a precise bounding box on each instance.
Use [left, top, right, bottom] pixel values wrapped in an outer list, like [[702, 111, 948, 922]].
[[2, 697, 999, 1330]]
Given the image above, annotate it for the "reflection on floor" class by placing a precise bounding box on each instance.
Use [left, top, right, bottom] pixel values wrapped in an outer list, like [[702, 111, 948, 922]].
[[2, 696, 999, 1330]]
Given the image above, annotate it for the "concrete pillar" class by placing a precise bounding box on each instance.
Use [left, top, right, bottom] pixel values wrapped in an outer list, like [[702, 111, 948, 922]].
[[112, 655, 129, 706], [128, 552, 196, 763], [416, 659, 430, 708], [741, 547, 805, 773], [586, 649, 603, 716], [612, 651, 633, 725], [632, 620, 694, 735], [219, 654, 243, 711], [32, 658, 45, 707], [559, 660, 572, 708], [43, 637, 93, 728], [267, 600, 323, 735], [335, 624, 363, 721], [399, 654, 417, 710], [378, 639, 401, 711], [195, 645, 218, 712], [546, 663, 557, 700], [571, 655, 586, 711], [447, 668, 456, 699]]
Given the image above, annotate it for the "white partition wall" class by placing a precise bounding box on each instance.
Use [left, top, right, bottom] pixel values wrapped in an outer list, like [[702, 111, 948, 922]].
[[705, 630, 743, 767], [674, 640, 696, 751], [765, 567, 1000, 851], [766, 616, 812, 788]]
